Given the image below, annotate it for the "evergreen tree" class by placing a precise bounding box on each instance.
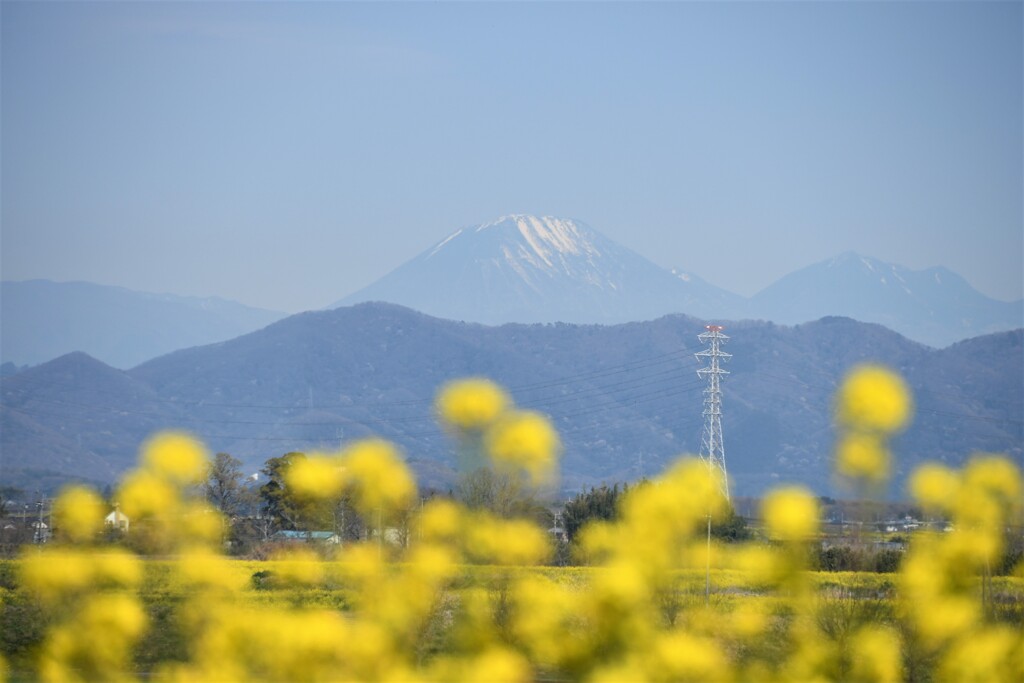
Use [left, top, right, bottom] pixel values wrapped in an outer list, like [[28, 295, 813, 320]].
[[562, 484, 624, 542]]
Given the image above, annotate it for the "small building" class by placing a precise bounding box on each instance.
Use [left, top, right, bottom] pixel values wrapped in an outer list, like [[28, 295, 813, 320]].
[[105, 507, 130, 532], [272, 530, 342, 545]]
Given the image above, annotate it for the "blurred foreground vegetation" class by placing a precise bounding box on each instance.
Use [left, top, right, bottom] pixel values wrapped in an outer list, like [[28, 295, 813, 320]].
[[0, 367, 1021, 682]]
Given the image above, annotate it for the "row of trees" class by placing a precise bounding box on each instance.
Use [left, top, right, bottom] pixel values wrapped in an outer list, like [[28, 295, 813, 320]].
[[562, 483, 751, 543], [198, 451, 763, 559]]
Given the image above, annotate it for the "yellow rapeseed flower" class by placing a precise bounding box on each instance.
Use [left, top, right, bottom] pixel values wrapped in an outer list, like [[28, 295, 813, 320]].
[[415, 498, 464, 544], [90, 549, 143, 590], [835, 432, 890, 483], [177, 546, 248, 592], [727, 601, 769, 638], [937, 626, 1021, 683], [436, 378, 511, 432], [342, 439, 417, 513], [117, 469, 179, 519], [730, 545, 788, 585], [39, 593, 148, 682], [849, 625, 903, 683], [836, 364, 912, 434], [463, 647, 532, 683], [484, 410, 560, 486], [141, 431, 209, 485], [177, 501, 226, 546], [464, 514, 550, 565], [51, 485, 105, 543], [962, 454, 1022, 507], [285, 453, 347, 500], [652, 631, 731, 682], [914, 596, 979, 646], [19, 549, 93, 603], [910, 463, 960, 511], [762, 486, 819, 541], [510, 575, 586, 668], [268, 547, 325, 588]]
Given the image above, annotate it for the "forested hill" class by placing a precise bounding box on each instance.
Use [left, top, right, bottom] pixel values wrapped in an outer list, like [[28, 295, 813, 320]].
[[2, 303, 1020, 497]]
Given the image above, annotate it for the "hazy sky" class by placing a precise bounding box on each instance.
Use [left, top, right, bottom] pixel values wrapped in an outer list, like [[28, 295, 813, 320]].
[[2, 1, 1021, 313]]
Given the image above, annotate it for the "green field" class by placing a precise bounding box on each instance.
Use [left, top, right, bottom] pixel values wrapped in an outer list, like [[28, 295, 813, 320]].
[[3, 557, 1022, 682]]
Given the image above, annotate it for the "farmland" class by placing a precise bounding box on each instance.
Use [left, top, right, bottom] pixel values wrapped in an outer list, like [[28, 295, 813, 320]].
[[1, 369, 1021, 682]]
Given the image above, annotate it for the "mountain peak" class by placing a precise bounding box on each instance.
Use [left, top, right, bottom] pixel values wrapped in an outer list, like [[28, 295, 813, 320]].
[[828, 251, 887, 271], [480, 214, 599, 264], [338, 215, 740, 324]]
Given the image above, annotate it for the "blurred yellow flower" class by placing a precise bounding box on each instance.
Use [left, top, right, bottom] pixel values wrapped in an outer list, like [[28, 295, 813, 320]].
[[938, 626, 1020, 683], [12, 373, 1024, 683], [762, 486, 818, 541], [850, 625, 903, 683], [484, 410, 560, 486], [465, 514, 550, 565], [653, 631, 730, 682], [176, 501, 223, 545], [592, 561, 651, 614], [141, 431, 209, 485], [910, 463, 960, 511], [464, 647, 532, 683], [416, 498, 464, 544], [177, 546, 248, 592], [52, 486, 105, 543], [39, 593, 147, 682], [343, 439, 417, 513], [728, 601, 769, 638], [914, 595, 979, 646], [963, 454, 1022, 507], [836, 364, 912, 434], [20, 549, 93, 603], [90, 549, 143, 590], [268, 547, 325, 588], [436, 378, 511, 431], [285, 453, 347, 500], [835, 432, 890, 483], [117, 469, 179, 519]]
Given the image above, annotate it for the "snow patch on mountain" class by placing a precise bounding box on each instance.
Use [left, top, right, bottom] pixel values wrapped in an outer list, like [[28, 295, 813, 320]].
[[336, 214, 744, 324], [427, 229, 463, 258]]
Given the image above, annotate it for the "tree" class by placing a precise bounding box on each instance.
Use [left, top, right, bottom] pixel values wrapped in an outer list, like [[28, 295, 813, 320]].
[[259, 453, 343, 535], [456, 467, 549, 523], [711, 506, 752, 542], [562, 484, 624, 543], [259, 453, 307, 532], [205, 452, 246, 518]]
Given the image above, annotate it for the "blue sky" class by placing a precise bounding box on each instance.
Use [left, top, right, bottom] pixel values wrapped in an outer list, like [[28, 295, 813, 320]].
[[2, 1, 1021, 312]]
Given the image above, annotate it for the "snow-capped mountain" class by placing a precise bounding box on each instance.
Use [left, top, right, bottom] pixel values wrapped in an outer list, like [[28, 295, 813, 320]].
[[750, 252, 1023, 347], [335, 215, 742, 324], [334, 216, 1020, 347]]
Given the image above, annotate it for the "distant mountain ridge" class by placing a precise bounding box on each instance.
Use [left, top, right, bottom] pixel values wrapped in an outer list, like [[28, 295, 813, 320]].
[[0, 280, 287, 369], [750, 252, 1023, 348], [336, 214, 1021, 348], [3, 219, 1019, 372], [3, 302, 1019, 497]]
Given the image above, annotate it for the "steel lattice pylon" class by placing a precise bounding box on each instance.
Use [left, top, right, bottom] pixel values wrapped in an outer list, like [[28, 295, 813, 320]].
[[696, 325, 731, 501]]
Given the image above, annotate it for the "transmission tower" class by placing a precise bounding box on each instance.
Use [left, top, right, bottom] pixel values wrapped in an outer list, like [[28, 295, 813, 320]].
[[695, 325, 731, 501]]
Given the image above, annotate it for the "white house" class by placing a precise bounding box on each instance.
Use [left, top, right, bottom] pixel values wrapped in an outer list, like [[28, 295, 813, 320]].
[[105, 506, 129, 532]]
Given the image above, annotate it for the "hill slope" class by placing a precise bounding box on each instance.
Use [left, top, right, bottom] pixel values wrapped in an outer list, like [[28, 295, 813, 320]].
[[3, 303, 1019, 497]]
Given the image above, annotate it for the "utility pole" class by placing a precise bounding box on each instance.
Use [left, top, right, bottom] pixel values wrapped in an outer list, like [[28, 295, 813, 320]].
[[696, 325, 731, 502]]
